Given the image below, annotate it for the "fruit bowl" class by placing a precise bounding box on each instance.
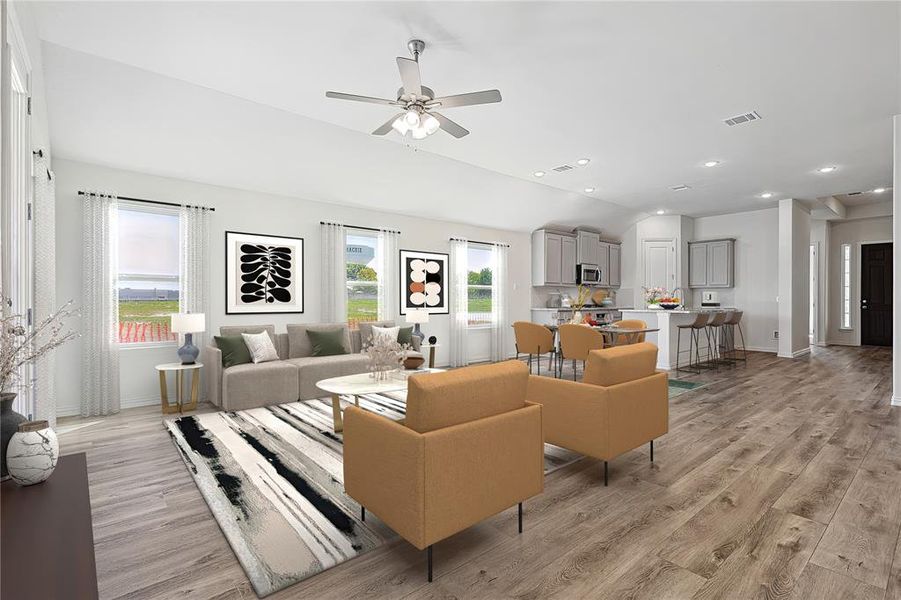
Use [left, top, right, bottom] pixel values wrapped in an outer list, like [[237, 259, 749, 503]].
[[658, 297, 681, 310]]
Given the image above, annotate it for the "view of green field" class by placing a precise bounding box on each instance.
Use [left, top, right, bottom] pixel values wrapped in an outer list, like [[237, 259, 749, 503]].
[[119, 300, 179, 324]]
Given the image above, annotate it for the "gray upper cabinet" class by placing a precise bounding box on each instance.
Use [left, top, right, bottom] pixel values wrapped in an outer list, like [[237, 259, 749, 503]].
[[688, 239, 734, 288], [577, 230, 600, 265], [597, 242, 611, 286], [532, 229, 577, 286], [608, 243, 621, 287]]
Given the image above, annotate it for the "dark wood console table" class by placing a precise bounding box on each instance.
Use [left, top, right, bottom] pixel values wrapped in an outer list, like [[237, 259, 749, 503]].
[[1, 453, 99, 599]]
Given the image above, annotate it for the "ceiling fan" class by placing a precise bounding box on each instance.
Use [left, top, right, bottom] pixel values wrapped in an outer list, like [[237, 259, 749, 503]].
[[326, 39, 502, 139]]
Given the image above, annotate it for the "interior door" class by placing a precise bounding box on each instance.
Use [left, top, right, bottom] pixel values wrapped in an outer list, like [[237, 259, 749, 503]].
[[643, 239, 675, 294], [860, 242, 892, 346]]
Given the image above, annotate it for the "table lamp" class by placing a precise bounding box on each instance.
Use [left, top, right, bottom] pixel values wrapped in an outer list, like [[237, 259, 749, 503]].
[[170, 312, 205, 364], [405, 309, 429, 345]]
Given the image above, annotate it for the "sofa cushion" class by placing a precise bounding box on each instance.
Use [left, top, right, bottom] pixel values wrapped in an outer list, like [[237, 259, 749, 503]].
[[307, 328, 350, 357], [221, 361, 299, 411], [242, 331, 280, 363], [220, 324, 275, 338], [214, 335, 252, 368], [357, 320, 397, 348], [291, 354, 371, 400], [397, 326, 414, 346], [287, 323, 351, 358], [582, 342, 658, 387], [405, 360, 528, 433]]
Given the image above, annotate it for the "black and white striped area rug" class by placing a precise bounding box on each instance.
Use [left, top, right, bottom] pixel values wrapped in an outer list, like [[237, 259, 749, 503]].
[[167, 394, 581, 597]]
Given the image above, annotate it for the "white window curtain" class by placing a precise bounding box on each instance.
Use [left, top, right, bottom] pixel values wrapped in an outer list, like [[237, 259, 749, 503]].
[[449, 238, 469, 367], [377, 229, 399, 322], [321, 223, 346, 323], [32, 153, 56, 426], [490, 243, 509, 362], [179, 204, 211, 351], [81, 192, 120, 417]]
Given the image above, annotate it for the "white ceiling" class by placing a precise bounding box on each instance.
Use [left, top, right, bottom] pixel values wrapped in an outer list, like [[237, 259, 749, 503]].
[[33, 1, 900, 233]]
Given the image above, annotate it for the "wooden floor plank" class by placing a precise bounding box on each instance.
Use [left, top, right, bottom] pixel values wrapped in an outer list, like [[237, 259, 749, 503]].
[[789, 563, 884, 600]]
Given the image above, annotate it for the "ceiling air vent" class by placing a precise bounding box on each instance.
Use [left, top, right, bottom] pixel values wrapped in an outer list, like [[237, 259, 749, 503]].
[[552, 164, 574, 173], [848, 191, 863, 196], [723, 111, 762, 127], [670, 184, 691, 192]]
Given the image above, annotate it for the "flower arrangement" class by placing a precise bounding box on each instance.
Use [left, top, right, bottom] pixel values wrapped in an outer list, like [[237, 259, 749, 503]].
[[361, 335, 411, 382], [1, 299, 79, 393], [568, 285, 593, 324], [643, 287, 667, 305]]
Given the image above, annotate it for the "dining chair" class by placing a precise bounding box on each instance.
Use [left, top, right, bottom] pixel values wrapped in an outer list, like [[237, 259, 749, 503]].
[[558, 323, 605, 381], [512, 321, 555, 376], [609, 319, 648, 345]]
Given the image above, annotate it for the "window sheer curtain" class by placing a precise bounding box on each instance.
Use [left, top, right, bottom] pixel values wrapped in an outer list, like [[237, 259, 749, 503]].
[[179, 205, 210, 351], [320, 223, 346, 323], [32, 153, 56, 426], [81, 192, 120, 417], [490, 243, 509, 362], [377, 229, 399, 322], [449, 238, 469, 367]]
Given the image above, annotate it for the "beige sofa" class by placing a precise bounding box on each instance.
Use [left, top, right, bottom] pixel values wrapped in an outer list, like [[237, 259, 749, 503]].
[[203, 321, 421, 411]]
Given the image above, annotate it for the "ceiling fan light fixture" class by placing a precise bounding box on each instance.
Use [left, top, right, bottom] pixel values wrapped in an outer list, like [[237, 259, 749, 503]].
[[404, 109, 422, 128], [423, 114, 440, 135], [391, 117, 409, 136], [411, 126, 428, 140]]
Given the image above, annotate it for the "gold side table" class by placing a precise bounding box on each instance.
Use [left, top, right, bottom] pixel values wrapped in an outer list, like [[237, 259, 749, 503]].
[[155, 362, 203, 414]]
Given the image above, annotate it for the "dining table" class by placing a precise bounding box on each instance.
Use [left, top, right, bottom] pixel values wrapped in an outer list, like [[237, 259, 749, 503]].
[[543, 323, 660, 347]]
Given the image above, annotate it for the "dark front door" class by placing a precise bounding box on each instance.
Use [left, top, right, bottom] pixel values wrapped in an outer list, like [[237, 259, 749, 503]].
[[861, 242, 892, 346]]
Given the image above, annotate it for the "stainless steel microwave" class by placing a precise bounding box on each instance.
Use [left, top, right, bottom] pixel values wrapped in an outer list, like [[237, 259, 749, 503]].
[[577, 264, 601, 285]]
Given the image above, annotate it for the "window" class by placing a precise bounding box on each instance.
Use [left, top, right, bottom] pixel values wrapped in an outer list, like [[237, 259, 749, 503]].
[[346, 231, 379, 327], [117, 205, 180, 344], [467, 245, 493, 327], [841, 243, 851, 329]]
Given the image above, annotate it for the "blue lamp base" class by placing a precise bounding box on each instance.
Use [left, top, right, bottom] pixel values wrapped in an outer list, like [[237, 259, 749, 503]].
[[412, 324, 425, 345], [177, 333, 199, 365]]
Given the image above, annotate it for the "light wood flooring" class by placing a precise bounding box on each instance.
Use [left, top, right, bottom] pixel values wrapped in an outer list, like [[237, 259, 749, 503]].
[[58, 345, 901, 599]]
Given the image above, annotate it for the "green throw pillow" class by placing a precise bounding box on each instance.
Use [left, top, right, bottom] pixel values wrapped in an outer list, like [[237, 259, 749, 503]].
[[398, 326, 414, 346], [307, 328, 348, 357], [215, 335, 252, 368]]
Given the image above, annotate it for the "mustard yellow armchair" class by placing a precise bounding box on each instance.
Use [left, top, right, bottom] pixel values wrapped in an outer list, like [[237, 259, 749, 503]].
[[526, 342, 668, 485], [343, 360, 544, 582]]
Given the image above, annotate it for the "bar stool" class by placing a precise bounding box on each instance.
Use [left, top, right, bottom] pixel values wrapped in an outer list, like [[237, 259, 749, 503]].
[[558, 324, 605, 381], [721, 311, 748, 365], [705, 312, 729, 369], [512, 321, 555, 376], [676, 313, 709, 375]]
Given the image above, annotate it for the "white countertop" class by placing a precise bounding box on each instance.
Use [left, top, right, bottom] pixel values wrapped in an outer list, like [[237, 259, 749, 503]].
[[532, 306, 633, 311], [622, 307, 737, 314]]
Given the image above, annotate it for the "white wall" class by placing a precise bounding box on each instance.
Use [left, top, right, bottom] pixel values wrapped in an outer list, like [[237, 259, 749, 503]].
[[810, 219, 829, 346], [692, 208, 779, 352], [828, 216, 893, 345], [777, 199, 811, 358], [53, 159, 532, 416]]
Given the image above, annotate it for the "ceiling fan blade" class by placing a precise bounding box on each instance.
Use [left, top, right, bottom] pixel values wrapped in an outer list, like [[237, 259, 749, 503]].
[[372, 113, 405, 136], [431, 112, 469, 138], [326, 91, 400, 106], [428, 89, 502, 109], [396, 57, 422, 97]]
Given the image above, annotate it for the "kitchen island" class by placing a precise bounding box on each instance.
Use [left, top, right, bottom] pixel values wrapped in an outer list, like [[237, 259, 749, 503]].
[[620, 308, 737, 370]]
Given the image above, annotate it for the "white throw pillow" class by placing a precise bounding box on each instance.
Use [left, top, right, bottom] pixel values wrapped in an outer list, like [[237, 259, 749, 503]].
[[242, 331, 280, 364], [370, 325, 400, 345]]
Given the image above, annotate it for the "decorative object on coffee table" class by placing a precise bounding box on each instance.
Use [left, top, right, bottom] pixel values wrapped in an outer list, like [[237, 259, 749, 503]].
[[0, 297, 77, 479], [403, 355, 425, 370], [405, 308, 429, 344], [7, 420, 59, 486], [225, 230, 305, 314], [0, 394, 26, 481], [399, 249, 449, 315], [170, 312, 205, 364], [362, 336, 408, 382]]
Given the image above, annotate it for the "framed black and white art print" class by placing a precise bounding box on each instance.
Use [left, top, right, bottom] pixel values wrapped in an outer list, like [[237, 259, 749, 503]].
[[226, 231, 304, 314], [399, 249, 449, 315]]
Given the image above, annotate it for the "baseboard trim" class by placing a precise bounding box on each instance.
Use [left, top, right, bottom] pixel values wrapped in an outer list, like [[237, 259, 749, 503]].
[[57, 395, 173, 418], [776, 347, 812, 359], [745, 346, 777, 354], [892, 395, 901, 407]]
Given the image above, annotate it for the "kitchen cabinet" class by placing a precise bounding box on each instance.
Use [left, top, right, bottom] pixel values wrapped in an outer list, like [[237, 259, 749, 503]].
[[608, 243, 621, 287], [577, 230, 600, 265], [688, 239, 734, 288], [531, 229, 577, 286], [597, 242, 610, 286]]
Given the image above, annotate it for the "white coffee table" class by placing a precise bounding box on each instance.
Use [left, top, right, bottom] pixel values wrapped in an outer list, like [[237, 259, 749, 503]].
[[316, 368, 445, 432]]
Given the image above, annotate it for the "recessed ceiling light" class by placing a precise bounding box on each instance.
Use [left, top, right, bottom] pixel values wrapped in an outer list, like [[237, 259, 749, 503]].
[[704, 160, 720, 168], [817, 166, 837, 173], [760, 192, 773, 199], [656, 210, 665, 215], [584, 187, 596, 193], [533, 171, 545, 178], [576, 158, 590, 166], [873, 187, 886, 194]]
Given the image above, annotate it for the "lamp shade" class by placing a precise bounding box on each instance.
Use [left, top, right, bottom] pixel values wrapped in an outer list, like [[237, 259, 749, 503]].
[[170, 313, 206, 334], [405, 309, 430, 324]]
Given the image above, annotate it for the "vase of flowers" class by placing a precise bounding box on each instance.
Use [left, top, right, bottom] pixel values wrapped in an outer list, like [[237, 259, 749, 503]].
[[643, 287, 667, 309], [362, 335, 410, 382], [1, 298, 78, 481], [569, 285, 592, 325]]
